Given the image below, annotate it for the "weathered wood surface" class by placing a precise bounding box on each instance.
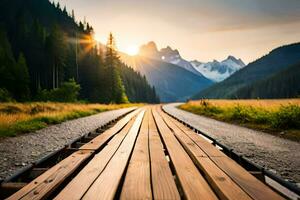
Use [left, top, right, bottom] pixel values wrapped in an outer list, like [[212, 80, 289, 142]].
[[80, 108, 141, 150], [120, 108, 152, 199], [7, 106, 284, 200], [148, 109, 181, 200], [7, 150, 93, 200], [158, 107, 283, 200], [158, 109, 252, 200], [55, 112, 139, 200]]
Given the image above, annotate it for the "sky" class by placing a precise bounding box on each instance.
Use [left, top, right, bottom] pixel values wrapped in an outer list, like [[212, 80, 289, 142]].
[[55, 0, 300, 64]]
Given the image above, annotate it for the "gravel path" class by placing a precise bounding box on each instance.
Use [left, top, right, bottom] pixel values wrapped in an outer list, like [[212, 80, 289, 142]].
[[0, 107, 135, 180], [163, 103, 300, 184]]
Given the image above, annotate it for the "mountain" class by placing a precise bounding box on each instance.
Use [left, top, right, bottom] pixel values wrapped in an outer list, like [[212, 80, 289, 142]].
[[191, 56, 245, 82], [234, 62, 300, 99], [139, 42, 203, 76], [193, 42, 300, 99], [120, 54, 213, 102], [139, 41, 245, 82]]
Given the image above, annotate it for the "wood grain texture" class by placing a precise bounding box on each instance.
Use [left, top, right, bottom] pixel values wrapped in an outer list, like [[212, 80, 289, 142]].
[[81, 110, 145, 200], [159, 110, 252, 200], [7, 106, 285, 200], [161, 107, 283, 200], [7, 150, 92, 200], [80, 108, 140, 150], [152, 107, 217, 200], [54, 114, 137, 200], [169, 116, 225, 157], [211, 156, 284, 200], [149, 109, 180, 200], [120, 108, 152, 200]]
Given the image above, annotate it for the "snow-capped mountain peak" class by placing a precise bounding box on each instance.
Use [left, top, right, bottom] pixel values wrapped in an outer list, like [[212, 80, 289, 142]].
[[191, 56, 245, 82], [139, 42, 203, 76], [138, 41, 245, 82], [224, 55, 245, 68]]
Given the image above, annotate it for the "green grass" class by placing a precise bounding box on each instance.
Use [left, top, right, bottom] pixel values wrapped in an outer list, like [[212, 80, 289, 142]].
[[179, 100, 300, 142], [0, 102, 139, 137], [0, 110, 100, 137]]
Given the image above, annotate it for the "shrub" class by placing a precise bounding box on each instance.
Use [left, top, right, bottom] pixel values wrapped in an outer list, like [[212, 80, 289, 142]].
[[199, 100, 223, 115], [36, 79, 80, 102], [227, 105, 251, 123], [0, 88, 14, 102], [272, 105, 300, 129]]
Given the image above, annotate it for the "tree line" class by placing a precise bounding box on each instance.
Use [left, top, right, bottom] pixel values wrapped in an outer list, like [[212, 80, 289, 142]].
[[0, 0, 159, 103], [234, 62, 300, 99]]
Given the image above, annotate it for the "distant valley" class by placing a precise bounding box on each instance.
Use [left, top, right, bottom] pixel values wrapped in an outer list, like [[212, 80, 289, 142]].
[[121, 42, 245, 102], [121, 54, 212, 102], [121, 41, 300, 101]]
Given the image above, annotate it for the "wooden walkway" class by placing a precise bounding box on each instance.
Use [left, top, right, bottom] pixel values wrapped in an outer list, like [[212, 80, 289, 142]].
[[6, 106, 284, 200]]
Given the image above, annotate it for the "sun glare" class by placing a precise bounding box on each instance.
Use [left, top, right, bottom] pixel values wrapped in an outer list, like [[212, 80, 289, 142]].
[[126, 45, 139, 56], [94, 34, 106, 44]]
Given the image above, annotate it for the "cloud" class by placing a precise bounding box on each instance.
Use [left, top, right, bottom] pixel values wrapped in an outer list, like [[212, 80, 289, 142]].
[[56, 0, 300, 62]]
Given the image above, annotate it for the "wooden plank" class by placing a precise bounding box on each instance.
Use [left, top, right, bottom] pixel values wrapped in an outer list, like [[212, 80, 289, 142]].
[[80, 108, 140, 150], [120, 109, 152, 200], [7, 150, 93, 200], [158, 111, 208, 158], [148, 108, 180, 200], [162, 108, 284, 200], [152, 107, 217, 200], [159, 109, 252, 200], [167, 114, 225, 157], [55, 113, 138, 200], [81, 110, 145, 200], [211, 156, 284, 200]]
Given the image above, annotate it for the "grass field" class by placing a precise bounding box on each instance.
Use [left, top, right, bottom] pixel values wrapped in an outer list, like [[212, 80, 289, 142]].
[[179, 99, 300, 142], [0, 102, 138, 137]]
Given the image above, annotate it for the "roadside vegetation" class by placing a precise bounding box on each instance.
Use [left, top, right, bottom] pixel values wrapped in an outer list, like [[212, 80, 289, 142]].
[[0, 102, 138, 137], [179, 99, 300, 142]]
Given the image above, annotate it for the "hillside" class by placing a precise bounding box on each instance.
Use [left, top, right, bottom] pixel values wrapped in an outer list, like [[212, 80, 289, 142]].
[[235, 62, 300, 98], [121, 55, 213, 102], [194, 43, 300, 99]]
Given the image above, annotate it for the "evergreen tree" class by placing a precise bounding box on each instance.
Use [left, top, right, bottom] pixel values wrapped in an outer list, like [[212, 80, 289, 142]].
[[27, 19, 46, 93], [46, 24, 66, 89], [78, 21, 84, 31], [0, 30, 30, 101], [56, 2, 61, 10], [71, 10, 75, 21], [114, 69, 128, 103], [105, 33, 128, 103], [14, 53, 30, 101], [0, 0, 159, 103], [14, 8, 29, 57], [63, 6, 68, 16], [0, 29, 16, 97]]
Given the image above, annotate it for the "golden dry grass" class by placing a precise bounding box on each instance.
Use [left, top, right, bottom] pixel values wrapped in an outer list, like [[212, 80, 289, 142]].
[[180, 99, 300, 141], [0, 102, 139, 137], [186, 99, 300, 111]]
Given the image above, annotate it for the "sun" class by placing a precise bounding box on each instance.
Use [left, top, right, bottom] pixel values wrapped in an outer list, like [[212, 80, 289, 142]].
[[126, 45, 139, 56]]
